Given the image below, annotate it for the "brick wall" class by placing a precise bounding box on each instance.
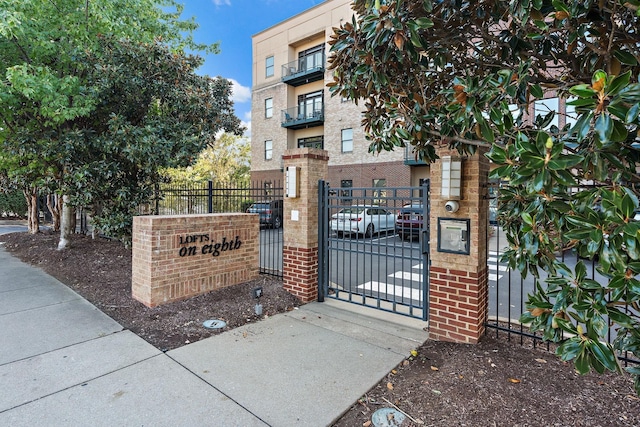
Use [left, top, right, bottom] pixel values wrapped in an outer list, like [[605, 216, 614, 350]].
[[283, 246, 319, 302], [132, 214, 259, 307], [328, 160, 410, 188], [429, 266, 489, 342]]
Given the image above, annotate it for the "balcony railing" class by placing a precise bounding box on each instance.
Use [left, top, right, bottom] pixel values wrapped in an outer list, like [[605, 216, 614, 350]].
[[281, 53, 325, 86], [404, 145, 428, 166], [281, 106, 324, 130]]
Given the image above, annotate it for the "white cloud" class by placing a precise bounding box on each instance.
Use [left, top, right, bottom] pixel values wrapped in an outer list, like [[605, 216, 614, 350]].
[[212, 0, 231, 6], [241, 111, 252, 138], [229, 79, 251, 104]]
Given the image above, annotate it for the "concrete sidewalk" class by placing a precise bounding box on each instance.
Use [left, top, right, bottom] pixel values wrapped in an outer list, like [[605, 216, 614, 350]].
[[0, 239, 428, 426]]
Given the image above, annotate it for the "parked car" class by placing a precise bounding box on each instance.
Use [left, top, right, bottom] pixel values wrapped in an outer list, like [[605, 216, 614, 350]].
[[330, 205, 396, 237], [395, 203, 424, 240], [246, 200, 283, 229]]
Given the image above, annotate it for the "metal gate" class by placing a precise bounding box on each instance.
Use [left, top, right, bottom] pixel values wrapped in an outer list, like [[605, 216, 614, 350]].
[[318, 181, 430, 320]]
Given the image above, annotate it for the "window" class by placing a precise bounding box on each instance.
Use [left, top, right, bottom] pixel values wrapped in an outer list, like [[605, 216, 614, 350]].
[[298, 136, 323, 149], [265, 98, 273, 119], [373, 179, 387, 202], [264, 140, 273, 160], [341, 128, 353, 153], [264, 181, 273, 196], [265, 56, 274, 78], [298, 44, 324, 72], [340, 179, 353, 202], [419, 178, 429, 197], [297, 91, 323, 119]]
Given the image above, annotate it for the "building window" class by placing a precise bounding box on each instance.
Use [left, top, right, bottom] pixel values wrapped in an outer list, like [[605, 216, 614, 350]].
[[265, 56, 274, 78], [373, 179, 386, 202], [341, 128, 353, 153], [340, 179, 353, 202], [265, 140, 273, 160], [265, 98, 273, 118], [297, 91, 323, 119], [298, 44, 324, 72], [298, 136, 323, 149], [264, 181, 273, 195]]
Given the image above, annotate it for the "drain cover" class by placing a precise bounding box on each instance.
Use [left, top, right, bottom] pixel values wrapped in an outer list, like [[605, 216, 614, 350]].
[[371, 408, 406, 427], [202, 319, 227, 329]]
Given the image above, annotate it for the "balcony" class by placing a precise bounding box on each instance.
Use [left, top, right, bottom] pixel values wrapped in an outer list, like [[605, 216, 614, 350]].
[[404, 146, 429, 166], [281, 106, 324, 130], [281, 53, 325, 87]]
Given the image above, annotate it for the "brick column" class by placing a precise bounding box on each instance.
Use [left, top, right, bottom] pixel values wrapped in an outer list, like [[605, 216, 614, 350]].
[[282, 148, 329, 302], [428, 147, 490, 343]]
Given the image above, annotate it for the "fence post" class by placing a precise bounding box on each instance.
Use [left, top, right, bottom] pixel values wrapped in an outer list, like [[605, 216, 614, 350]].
[[317, 179, 327, 302], [428, 147, 490, 344], [207, 180, 213, 214], [153, 183, 159, 215], [282, 148, 329, 302]]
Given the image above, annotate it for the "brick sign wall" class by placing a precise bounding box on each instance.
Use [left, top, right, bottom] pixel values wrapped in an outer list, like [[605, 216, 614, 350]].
[[132, 214, 259, 307]]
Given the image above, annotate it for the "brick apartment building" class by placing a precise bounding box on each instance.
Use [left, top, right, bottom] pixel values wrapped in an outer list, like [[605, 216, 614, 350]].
[[250, 0, 430, 192], [250, 0, 575, 191]]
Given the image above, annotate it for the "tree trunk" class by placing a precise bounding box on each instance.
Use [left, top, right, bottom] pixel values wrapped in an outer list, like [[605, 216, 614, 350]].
[[91, 202, 103, 239], [46, 194, 62, 231], [57, 194, 73, 250], [23, 188, 40, 234]]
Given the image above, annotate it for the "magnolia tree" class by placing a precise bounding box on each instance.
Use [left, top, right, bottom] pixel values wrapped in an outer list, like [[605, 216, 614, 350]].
[[0, 0, 242, 244], [328, 0, 640, 393]]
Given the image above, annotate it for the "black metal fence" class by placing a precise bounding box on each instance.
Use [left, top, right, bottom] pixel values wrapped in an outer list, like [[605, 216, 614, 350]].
[[486, 182, 639, 367], [318, 181, 430, 320], [147, 180, 284, 278]]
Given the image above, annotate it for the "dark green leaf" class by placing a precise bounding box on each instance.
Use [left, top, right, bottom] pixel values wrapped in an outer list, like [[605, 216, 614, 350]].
[[613, 50, 639, 66], [530, 84, 544, 98], [595, 113, 613, 143], [575, 350, 591, 375], [606, 71, 631, 96], [414, 17, 434, 29]]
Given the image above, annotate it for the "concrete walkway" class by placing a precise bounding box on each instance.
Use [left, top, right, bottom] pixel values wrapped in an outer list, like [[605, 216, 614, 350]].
[[0, 226, 428, 426]]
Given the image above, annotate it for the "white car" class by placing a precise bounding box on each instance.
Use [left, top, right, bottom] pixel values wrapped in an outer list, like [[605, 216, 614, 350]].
[[330, 205, 396, 237]]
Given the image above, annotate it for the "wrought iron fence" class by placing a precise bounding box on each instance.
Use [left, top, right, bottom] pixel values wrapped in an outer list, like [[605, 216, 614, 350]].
[[147, 180, 284, 278], [318, 182, 430, 320], [486, 181, 639, 367]]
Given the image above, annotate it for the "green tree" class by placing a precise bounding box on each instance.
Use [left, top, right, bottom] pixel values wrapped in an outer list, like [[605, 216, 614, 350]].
[[0, 0, 241, 245], [162, 133, 251, 185], [329, 0, 640, 393]]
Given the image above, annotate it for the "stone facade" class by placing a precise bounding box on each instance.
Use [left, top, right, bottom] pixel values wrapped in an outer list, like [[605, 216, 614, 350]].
[[132, 214, 259, 307]]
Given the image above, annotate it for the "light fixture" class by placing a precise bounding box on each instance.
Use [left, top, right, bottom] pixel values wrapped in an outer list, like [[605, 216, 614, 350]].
[[441, 156, 462, 200]]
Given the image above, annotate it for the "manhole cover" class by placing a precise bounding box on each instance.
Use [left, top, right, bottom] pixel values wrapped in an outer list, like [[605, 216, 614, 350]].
[[371, 407, 406, 427], [202, 319, 227, 329]]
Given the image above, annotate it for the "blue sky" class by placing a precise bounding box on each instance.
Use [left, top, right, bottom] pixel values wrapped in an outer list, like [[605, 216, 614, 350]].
[[178, 0, 327, 136]]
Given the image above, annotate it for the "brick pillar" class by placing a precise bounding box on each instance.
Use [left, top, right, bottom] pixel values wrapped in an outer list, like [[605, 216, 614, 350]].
[[428, 147, 490, 343], [282, 148, 329, 302]]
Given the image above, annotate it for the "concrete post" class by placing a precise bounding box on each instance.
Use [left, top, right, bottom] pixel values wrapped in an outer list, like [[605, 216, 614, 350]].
[[282, 148, 329, 302], [428, 147, 490, 343]]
